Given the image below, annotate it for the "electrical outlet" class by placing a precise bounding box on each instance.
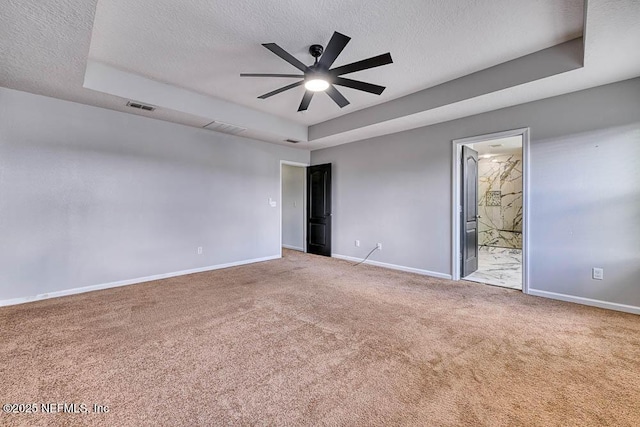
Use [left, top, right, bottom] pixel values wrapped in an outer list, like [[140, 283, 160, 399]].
[[592, 267, 603, 280], [355, 240, 360, 247], [376, 243, 382, 250], [197, 247, 203, 255]]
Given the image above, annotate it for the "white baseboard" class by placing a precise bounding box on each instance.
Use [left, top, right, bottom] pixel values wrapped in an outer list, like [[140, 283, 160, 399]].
[[528, 289, 640, 315], [331, 253, 452, 280], [0, 255, 281, 308], [282, 244, 305, 251]]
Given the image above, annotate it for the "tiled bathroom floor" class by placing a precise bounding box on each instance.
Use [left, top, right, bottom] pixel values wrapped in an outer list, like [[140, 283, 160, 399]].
[[464, 246, 522, 290]]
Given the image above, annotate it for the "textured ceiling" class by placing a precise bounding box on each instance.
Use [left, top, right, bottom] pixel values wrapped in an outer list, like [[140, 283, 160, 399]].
[[88, 0, 584, 125], [1, 1, 639, 150], [0, 0, 212, 129]]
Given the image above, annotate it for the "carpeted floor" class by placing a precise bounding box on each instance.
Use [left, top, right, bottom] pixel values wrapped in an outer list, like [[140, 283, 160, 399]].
[[1, 249, 639, 426]]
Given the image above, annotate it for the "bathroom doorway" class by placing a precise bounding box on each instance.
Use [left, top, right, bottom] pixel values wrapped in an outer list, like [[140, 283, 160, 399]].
[[451, 129, 529, 292]]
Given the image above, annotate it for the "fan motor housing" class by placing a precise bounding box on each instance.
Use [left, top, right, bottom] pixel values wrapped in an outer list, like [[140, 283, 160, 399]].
[[309, 44, 324, 58]]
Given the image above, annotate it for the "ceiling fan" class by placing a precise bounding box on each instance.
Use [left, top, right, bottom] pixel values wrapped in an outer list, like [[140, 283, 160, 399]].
[[240, 31, 393, 112]]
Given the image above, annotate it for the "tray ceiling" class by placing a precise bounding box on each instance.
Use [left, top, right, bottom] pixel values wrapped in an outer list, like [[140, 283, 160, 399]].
[[2, 1, 640, 149], [88, 0, 584, 125]]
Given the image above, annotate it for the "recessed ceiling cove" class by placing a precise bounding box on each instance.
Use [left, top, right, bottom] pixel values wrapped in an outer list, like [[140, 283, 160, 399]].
[[88, 0, 584, 126]]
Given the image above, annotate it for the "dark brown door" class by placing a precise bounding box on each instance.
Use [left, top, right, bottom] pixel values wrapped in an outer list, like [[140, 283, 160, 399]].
[[307, 163, 331, 256], [461, 146, 479, 276]]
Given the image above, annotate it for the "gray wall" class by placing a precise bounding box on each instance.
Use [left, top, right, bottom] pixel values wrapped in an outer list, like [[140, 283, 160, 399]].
[[312, 77, 640, 311], [0, 88, 309, 301], [281, 164, 305, 250]]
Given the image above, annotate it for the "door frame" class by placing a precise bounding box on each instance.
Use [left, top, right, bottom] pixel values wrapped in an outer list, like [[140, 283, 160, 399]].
[[451, 128, 531, 294], [280, 160, 309, 258]]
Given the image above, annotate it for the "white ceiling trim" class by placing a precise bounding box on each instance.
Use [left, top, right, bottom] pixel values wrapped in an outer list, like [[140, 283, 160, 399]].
[[309, 38, 584, 141], [84, 38, 583, 147], [83, 61, 307, 144]]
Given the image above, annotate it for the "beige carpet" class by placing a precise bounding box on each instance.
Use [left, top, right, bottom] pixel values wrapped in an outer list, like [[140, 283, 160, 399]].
[[1, 249, 638, 426]]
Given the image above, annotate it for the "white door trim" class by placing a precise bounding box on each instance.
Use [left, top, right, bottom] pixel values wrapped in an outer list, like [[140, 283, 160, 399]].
[[280, 160, 309, 258], [451, 128, 531, 294]]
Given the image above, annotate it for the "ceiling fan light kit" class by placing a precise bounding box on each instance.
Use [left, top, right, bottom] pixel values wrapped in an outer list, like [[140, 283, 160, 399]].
[[241, 32, 393, 112], [305, 78, 330, 92]]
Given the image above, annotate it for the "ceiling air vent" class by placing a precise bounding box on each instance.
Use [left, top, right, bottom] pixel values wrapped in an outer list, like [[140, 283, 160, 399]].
[[285, 139, 300, 144], [203, 121, 247, 136], [126, 101, 156, 111]]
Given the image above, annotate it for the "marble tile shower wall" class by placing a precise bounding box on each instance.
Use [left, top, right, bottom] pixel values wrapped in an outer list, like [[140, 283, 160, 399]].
[[478, 153, 523, 249]]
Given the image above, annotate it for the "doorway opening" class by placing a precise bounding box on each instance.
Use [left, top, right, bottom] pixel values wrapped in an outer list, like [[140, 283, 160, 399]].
[[280, 162, 307, 254], [280, 161, 333, 258], [451, 129, 529, 292]]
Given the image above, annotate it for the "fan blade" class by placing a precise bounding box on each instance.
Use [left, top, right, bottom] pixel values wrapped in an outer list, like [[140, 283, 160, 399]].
[[241, 73, 304, 78], [298, 91, 314, 112], [318, 32, 351, 69], [325, 85, 350, 108], [262, 43, 308, 72], [258, 81, 304, 99], [333, 77, 386, 95], [329, 53, 393, 76]]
